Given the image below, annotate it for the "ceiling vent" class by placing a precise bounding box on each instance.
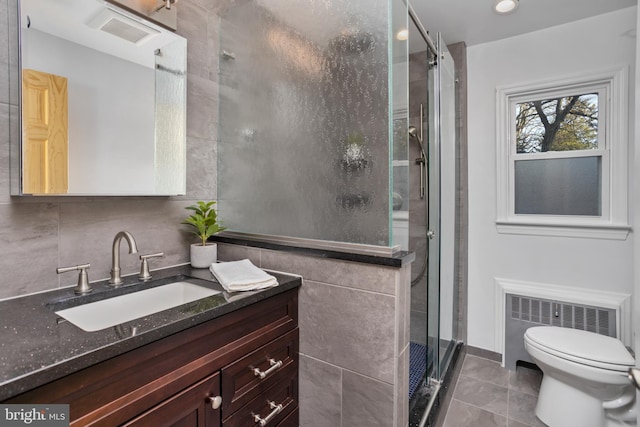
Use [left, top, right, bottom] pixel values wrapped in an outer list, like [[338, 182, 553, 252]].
[[87, 7, 159, 45]]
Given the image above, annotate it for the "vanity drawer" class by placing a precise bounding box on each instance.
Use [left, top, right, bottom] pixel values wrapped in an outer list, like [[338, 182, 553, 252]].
[[221, 328, 298, 416], [222, 373, 297, 427], [123, 372, 221, 427]]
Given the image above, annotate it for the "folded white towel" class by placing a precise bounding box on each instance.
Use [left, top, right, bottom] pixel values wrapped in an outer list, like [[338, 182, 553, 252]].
[[209, 259, 278, 292]]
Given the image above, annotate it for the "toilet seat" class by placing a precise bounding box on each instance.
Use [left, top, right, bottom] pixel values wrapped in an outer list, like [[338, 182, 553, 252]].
[[525, 326, 634, 372]]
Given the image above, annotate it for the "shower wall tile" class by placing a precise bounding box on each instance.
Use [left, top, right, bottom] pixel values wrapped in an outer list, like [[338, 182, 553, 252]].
[[0, 203, 59, 298], [217, 242, 261, 265], [298, 355, 342, 427], [186, 135, 217, 200], [409, 51, 429, 82], [260, 249, 397, 295], [409, 79, 428, 120], [342, 370, 395, 427], [299, 279, 396, 383], [187, 74, 219, 141], [299, 280, 395, 383], [177, 1, 215, 81], [190, 0, 252, 16], [411, 273, 427, 312], [58, 200, 191, 283], [410, 309, 428, 345]]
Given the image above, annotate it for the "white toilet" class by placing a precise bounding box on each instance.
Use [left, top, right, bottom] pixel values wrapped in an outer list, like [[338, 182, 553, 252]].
[[524, 326, 636, 427]]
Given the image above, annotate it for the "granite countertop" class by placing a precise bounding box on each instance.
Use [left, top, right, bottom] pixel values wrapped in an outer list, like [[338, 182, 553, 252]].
[[0, 264, 301, 401]]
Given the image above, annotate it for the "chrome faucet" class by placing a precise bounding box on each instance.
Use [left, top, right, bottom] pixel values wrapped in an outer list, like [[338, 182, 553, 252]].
[[109, 231, 139, 286]]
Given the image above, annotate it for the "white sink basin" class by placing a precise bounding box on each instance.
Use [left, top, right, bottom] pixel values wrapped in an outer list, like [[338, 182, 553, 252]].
[[55, 281, 221, 332]]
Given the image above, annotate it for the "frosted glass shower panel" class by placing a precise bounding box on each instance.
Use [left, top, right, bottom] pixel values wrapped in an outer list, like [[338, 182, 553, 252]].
[[218, 0, 393, 246]]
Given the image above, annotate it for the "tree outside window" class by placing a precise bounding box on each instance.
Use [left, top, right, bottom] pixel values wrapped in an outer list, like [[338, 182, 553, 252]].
[[515, 94, 598, 154]]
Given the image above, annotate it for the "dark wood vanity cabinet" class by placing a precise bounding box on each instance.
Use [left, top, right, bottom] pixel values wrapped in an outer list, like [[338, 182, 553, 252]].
[[7, 288, 299, 427]]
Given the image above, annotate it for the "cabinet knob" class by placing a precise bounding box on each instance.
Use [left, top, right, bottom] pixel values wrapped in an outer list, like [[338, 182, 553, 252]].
[[207, 395, 222, 410]]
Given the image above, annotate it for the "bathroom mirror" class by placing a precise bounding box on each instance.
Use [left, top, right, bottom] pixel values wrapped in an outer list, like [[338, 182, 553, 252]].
[[14, 0, 187, 195]]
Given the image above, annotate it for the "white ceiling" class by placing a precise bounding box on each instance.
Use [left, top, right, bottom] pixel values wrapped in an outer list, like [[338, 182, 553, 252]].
[[412, 0, 637, 46]]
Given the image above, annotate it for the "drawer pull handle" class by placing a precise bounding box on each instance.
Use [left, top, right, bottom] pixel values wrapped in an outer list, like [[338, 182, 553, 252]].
[[252, 358, 283, 379], [253, 400, 283, 426], [207, 395, 222, 410]]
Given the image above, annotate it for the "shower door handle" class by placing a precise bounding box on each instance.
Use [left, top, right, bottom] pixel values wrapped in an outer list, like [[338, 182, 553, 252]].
[[427, 230, 435, 239]]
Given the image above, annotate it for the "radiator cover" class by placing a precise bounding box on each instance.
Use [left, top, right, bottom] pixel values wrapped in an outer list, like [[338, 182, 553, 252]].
[[505, 293, 617, 370]]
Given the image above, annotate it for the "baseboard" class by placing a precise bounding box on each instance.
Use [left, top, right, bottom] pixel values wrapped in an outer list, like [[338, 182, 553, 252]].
[[466, 345, 501, 362]]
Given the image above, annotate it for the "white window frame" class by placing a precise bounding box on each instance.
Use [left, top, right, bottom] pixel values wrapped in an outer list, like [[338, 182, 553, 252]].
[[496, 67, 630, 240]]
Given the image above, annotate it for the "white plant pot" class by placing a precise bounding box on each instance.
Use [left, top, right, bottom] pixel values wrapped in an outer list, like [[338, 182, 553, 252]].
[[190, 243, 217, 268]]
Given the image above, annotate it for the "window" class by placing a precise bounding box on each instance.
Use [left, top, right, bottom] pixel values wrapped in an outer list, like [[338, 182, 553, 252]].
[[496, 68, 629, 239]]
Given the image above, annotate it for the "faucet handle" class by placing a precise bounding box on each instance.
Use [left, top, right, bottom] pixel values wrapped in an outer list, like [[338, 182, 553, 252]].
[[138, 253, 164, 281], [57, 263, 92, 295]]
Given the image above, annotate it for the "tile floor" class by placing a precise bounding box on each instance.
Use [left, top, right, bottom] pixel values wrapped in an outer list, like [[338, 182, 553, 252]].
[[442, 355, 546, 427]]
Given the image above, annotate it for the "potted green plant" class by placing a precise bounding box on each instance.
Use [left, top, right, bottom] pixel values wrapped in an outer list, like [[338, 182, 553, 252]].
[[182, 201, 226, 268]]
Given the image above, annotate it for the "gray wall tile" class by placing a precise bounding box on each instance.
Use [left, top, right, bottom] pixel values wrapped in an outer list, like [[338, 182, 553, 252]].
[[342, 370, 395, 427], [299, 279, 396, 383], [217, 242, 261, 265], [261, 249, 397, 295], [58, 200, 191, 283], [187, 74, 219, 141], [299, 355, 342, 427], [186, 135, 217, 200], [0, 203, 59, 297]]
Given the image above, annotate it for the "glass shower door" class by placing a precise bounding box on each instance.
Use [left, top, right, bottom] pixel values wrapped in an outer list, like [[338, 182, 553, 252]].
[[435, 34, 457, 379], [407, 12, 436, 402]]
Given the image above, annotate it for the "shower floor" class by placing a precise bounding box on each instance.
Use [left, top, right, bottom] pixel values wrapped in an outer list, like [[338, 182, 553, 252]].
[[409, 341, 429, 400]]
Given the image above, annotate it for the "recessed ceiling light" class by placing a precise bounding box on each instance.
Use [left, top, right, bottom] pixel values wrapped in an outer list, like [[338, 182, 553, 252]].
[[396, 29, 409, 41], [494, 0, 519, 14]]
